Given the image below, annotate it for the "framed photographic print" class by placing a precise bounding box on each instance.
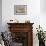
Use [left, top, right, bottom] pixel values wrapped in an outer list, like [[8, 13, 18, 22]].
[[14, 5, 27, 15]]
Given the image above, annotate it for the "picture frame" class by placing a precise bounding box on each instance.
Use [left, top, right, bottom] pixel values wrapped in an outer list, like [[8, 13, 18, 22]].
[[14, 5, 27, 15]]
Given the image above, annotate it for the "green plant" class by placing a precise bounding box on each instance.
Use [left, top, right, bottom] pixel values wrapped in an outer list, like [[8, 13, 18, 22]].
[[36, 25, 45, 41]]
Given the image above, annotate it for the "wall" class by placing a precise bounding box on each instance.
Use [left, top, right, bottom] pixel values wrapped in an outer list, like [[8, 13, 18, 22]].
[[0, 0, 2, 32], [2, 0, 40, 30], [40, 0, 46, 13], [40, 0, 46, 32], [2, 0, 46, 46]]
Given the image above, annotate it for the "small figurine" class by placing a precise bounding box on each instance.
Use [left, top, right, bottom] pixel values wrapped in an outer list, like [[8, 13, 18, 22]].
[[25, 20, 30, 23]]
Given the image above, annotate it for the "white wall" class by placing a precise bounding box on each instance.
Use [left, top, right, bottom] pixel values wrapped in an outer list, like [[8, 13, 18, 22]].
[[2, 0, 46, 46], [40, 0, 46, 31], [0, 0, 2, 32], [40, 0, 46, 13]]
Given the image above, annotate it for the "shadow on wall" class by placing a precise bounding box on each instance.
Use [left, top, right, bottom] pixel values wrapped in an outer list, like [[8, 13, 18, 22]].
[[40, 0, 46, 13], [0, 0, 2, 32]]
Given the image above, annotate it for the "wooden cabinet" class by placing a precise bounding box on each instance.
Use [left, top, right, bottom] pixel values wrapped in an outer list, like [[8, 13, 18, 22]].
[[7, 23, 34, 46]]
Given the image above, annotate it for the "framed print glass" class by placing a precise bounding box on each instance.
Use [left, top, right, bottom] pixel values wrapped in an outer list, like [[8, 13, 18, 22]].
[[14, 5, 27, 15]]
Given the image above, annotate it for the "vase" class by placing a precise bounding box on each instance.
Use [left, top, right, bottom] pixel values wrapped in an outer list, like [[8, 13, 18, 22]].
[[39, 40, 45, 46]]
